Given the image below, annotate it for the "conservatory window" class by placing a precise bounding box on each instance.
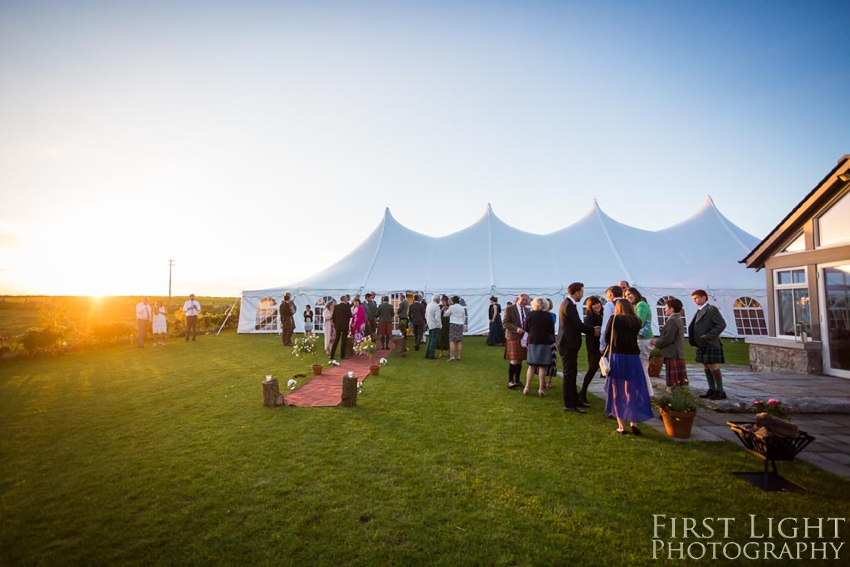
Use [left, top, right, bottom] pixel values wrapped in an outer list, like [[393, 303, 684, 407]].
[[780, 232, 805, 253], [817, 190, 850, 248], [255, 297, 278, 331], [774, 268, 810, 337], [733, 297, 767, 336]]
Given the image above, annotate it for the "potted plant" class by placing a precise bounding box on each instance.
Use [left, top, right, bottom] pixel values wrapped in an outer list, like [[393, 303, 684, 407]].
[[648, 347, 663, 377], [292, 334, 323, 375], [653, 386, 698, 438], [354, 336, 380, 375]]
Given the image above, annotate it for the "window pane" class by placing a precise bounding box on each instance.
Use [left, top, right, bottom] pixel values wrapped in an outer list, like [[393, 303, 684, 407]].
[[794, 288, 811, 331], [777, 289, 795, 335], [783, 233, 805, 253], [818, 191, 850, 248], [776, 270, 792, 285], [792, 269, 806, 284]]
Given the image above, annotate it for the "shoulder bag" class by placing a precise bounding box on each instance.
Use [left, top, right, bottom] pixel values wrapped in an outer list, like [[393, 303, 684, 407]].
[[599, 314, 616, 376]]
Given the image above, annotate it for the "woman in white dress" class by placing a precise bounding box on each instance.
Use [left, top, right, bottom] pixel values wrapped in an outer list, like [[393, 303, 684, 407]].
[[152, 299, 167, 345], [323, 301, 335, 356]]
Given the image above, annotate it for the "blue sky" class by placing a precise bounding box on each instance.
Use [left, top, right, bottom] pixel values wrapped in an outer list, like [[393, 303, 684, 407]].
[[1, 0, 848, 296]]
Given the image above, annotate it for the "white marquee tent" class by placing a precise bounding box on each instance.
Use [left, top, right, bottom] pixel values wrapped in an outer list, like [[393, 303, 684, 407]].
[[239, 197, 767, 338]]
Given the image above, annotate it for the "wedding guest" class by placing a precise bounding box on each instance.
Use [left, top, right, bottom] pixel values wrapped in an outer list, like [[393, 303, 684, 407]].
[[557, 282, 599, 413], [544, 298, 558, 389], [377, 295, 396, 350], [579, 295, 604, 404], [135, 296, 152, 348], [503, 294, 531, 389], [524, 297, 555, 396], [152, 299, 167, 346], [626, 286, 654, 397], [330, 295, 352, 360], [599, 285, 623, 355], [688, 289, 728, 400], [397, 293, 410, 337], [322, 301, 335, 355], [651, 297, 688, 387], [278, 292, 296, 346], [444, 295, 466, 361], [182, 294, 201, 343], [303, 304, 314, 336], [409, 294, 427, 350], [486, 296, 506, 346], [350, 297, 367, 344], [424, 294, 442, 359], [604, 299, 653, 435], [439, 295, 451, 358], [365, 292, 378, 340]]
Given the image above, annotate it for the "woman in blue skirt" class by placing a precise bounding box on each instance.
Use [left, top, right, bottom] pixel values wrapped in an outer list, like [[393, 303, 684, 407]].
[[604, 299, 654, 435]]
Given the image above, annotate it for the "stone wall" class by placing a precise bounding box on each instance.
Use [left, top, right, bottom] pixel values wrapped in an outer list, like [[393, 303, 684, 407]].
[[746, 336, 823, 375]]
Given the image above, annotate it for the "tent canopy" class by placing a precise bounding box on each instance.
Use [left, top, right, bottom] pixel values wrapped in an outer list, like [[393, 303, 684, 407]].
[[240, 198, 766, 337]]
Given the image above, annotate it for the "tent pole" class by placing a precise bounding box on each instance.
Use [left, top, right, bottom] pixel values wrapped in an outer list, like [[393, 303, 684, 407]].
[[217, 300, 240, 336]]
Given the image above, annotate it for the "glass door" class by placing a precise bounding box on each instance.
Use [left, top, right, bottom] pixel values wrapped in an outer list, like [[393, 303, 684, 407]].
[[820, 263, 850, 378]]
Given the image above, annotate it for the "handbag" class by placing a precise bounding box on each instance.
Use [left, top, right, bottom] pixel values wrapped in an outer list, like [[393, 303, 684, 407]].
[[599, 314, 616, 376]]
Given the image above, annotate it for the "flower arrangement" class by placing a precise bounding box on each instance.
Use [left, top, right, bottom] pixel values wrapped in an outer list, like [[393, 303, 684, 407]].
[[292, 334, 320, 365], [653, 386, 697, 414], [752, 399, 792, 420], [287, 379, 297, 390], [353, 336, 378, 364], [328, 359, 340, 367], [649, 346, 662, 358], [379, 357, 388, 366]]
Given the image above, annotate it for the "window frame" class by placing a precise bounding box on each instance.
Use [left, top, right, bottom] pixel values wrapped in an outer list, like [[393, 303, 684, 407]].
[[773, 267, 810, 337]]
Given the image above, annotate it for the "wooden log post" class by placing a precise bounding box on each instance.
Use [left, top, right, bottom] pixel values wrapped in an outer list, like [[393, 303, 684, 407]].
[[392, 335, 407, 357], [755, 412, 799, 437], [341, 374, 358, 407], [262, 378, 285, 407]]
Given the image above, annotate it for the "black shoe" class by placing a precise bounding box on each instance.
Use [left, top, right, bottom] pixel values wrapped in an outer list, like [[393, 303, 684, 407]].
[[630, 425, 642, 436], [710, 391, 727, 400], [507, 382, 518, 389], [699, 389, 716, 399], [606, 413, 616, 419], [577, 401, 591, 408], [564, 407, 586, 414]]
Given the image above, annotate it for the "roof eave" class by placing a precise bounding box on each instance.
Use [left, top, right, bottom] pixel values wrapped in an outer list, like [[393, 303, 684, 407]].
[[742, 155, 850, 270]]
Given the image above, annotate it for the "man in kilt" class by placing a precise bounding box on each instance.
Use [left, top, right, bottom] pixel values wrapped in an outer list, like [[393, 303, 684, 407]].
[[503, 293, 531, 389], [651, 297, 688, 387], [688, 289, 727, 400]]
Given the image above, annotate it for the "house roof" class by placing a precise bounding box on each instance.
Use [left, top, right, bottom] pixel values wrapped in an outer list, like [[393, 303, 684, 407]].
[[742, 155, 850, 270]]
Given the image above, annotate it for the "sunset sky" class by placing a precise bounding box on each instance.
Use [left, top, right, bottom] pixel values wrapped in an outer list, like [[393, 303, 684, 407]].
[[1, 0, 848, 297]]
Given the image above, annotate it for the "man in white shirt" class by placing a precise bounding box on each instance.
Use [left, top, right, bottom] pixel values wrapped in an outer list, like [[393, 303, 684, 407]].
[[182, 294, 201, 342], [424, 294, 443, 360], [599, 285, 623, 354], [135, 296, 152, 348]]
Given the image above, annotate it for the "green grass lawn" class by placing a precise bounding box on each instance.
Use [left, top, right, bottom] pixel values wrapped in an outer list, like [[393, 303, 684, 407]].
[[1, 335, 847, 565]]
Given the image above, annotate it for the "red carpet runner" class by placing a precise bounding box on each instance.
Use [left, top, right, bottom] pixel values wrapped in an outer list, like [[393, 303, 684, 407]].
[[283, 348, 392, 407]]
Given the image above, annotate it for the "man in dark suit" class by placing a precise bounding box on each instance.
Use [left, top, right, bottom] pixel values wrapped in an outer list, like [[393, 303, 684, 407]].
[[408, 294, 427, 350], [688, 289, 728, 400], [330, 294, 352, 360], [557, 282, 600, 414]]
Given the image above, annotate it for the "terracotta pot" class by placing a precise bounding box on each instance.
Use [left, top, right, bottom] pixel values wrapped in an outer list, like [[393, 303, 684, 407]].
[[659, 407, 697, 439], [369, 365, 380, 376], [311, 364, 323, 376], [648, 356, 664, 377]]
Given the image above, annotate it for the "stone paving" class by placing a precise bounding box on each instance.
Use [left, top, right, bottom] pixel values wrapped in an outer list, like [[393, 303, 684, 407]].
[[586, 364, 850, 479]]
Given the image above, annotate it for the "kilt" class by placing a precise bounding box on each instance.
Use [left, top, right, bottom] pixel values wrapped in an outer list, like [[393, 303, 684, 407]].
[[695, 346, 725, 364], [664, 358, 689, 387], [378, 321, 394, 336], [504, 338, 527, 361]]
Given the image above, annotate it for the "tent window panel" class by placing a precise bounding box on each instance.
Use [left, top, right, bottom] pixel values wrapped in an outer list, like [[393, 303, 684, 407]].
[[733, 296, 767, 336], [817, 190, 850, 248], [655, 295, 684, 331], [314, 296, 334, 334], [255, 297, 278, 331]]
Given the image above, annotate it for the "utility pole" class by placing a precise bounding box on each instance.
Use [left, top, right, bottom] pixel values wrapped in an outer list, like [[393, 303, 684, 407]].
[[167, 259, 175, 298]]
